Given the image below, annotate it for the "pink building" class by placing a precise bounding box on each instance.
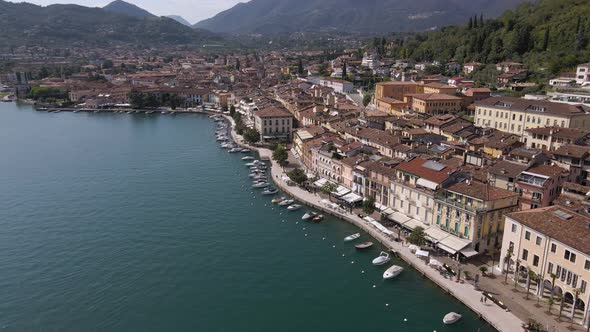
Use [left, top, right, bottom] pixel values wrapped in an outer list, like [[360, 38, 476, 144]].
[[516, 164, 569, 210]]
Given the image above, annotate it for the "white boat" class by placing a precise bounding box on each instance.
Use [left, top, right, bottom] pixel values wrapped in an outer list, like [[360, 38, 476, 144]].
[[272, 197, 286, 204], [443, 312, 462, 325], [355, 242, 373, 250], [252, 182, 269, 188], [262, 188, 278, 195], [241, 149, 251, 153], [383, 265, 404, 279], [278, 199, 294, 206], [229, 148, 242, 153], [302, 212, 318, 220], [242, 156, 255, 161], [287, 204, 302, 211], [372, 252, 391, 266], [344, 233, 361, 242], [245, 163, 256, 167]]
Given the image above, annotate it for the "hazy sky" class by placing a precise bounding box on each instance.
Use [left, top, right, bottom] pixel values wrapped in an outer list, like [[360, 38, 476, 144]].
[[13, 0, 244, 23]]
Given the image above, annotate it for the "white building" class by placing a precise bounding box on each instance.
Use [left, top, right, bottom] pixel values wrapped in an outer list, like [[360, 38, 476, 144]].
[[576, 64, 590, 86], [319, 78, 354, 94]]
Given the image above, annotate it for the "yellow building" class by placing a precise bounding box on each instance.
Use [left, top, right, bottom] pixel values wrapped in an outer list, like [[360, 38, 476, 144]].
[[500, 206, 590, 327], [475, 97, 590, 136], [405, 93, 463, 115], [422, 82, 458, 95], [375, 97, 408, 115], [434, 180, 520, 255], [375, 81, 418, 101]]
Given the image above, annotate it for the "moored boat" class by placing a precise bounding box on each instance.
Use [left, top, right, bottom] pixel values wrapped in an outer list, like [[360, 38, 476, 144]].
[[262, 188, 278, 195], [242, 156, 255, 161], [229, 148, 242, 153], [355, 242, 373, 250], [272, 197, 286, 204], [372, 252, 390, 266], [287, 204, 302, 211], [344, 233, 361, 242], [302, 211, 318, 220], [278, 199, 294, 206], [443, 312, 462, 325], [383, 265, 404, 279], [311, 214, 324, 222], [252, 181, 269, 188]]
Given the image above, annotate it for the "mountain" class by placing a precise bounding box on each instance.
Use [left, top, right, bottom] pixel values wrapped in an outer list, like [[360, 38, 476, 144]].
[[398, 0, 590, 76], [194, 0, 532, 34], [0, 0, 221, 47], [103, 0, 155, 19], [166, 15, 192, 27]]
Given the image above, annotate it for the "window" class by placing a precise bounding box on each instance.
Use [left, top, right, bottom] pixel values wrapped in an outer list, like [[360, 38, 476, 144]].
[[582, 280, 587, 293], [533, 255, 539, 267], [548, 262, 553, 274], [511, 224, 517, 233], [416, 206, 420, 216], [573, 274, 579, 288], [551, 243, 556, 253], [536, 236, 542, 246], [561, 268, 567, 282], [564, 250, 576, 263], [585, 260, 590, 271], [522, 249, 529, 261], [567, 271, 573, 285], [556, 265, 562, 277], [525, 231, 531, 240]]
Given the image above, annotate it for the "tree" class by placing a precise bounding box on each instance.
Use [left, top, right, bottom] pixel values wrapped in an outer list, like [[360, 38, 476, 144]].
[[548, 273, 558, 312], [408, 226, 426, 246], [542, 28, 550, 51], [362, 93, 372, 107], [297, 58, 304, 76], [287, 168, 307, 185], [243, 128, 260, 144], [342, 61, 347, 80], [229, 105, 236, 117], [468, 17, 473, 30], [236, 58, 241, 71], [514, 259, 521, 290], [571, 288, 581, 328], [504, 247, 514, 284], [272, 144, 288, 166], [362, 195, 376, 215], [321, 182, 338, 201], [526, 270, 537, 300], [479, 266, 489, 276]]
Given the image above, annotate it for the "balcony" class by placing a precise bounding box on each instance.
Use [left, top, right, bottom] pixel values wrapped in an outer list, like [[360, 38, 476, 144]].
[[435, 194, 485, 213]]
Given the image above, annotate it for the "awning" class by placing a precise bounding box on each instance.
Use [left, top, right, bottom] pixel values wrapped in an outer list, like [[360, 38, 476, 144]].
[[416, 250, 430, 258], [341, 192, 363, 204], [416, 178, 439, 190], [428, 259, 443, 268], [334, 186, 351, 197], [408, 244, 420, 253], [375, 203, 387, 211], [388, 211, 410, 224], [461, 247, 479, 258], [314, 178, 328, 187], [424, 226, 450, 243], [437, 235, 471, 255], [364, 216, 377, 223], [369, 220, 395, 236], [381, 208, 395, 216], [437, 243, 457, 255], [402, 218, 423, 231]]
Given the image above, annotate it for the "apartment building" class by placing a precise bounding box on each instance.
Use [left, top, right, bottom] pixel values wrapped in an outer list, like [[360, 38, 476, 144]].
[[375, 81, 418, 101], [253, 106, 294, 142], [405, 93, 463, 115], [516, 164, 568, 210]]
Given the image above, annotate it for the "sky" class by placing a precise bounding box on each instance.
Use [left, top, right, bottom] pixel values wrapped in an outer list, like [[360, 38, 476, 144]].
[[13, 0, 244, 24]]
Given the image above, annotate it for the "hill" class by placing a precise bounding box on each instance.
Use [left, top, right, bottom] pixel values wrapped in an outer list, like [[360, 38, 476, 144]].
[[396, 0, 590, 76], [0, 1, 221, 48], [103, 0, 155, 19], [166, 15, 192, 27], [194, 0, 531, 34]]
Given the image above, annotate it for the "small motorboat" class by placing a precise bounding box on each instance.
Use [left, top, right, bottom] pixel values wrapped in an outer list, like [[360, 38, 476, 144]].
[[272, 197, 286, 204], [278, 199, 294, 206], [229, 148, 242, 153], [302, 212, 318, 220], [312, 214, 324, 222], [355, 242, 373, 250], [287, 204, 302, 211], [241, 148, 251, 153], [443, 312, 462, 325], [252, 182, 269, 188], [262, 188, 278, 195], [372, 252, 391, 266], [344, 233, 361, 242], [383, 265, 404, 279], [242, 156, 255, 161]]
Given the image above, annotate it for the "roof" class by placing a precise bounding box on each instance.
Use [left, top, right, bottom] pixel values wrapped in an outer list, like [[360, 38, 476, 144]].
[[424, 114, 457, 126], [525, 126, 590, 140], [553, 144, 590, 159], [395, 157, 456, 184], [476, 97, 590, 116], [407, 93, 463, 101], [424, 82, 456, 90], [525, 164, 568, 178], [488, 160, 529, 178], [255, 106, 292, 118], [446, 180, 519, 201], [507, 206, 590, 255]]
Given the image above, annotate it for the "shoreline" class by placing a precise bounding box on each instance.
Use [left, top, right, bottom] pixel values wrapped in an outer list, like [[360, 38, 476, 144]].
[[223, 115, 524, 332]]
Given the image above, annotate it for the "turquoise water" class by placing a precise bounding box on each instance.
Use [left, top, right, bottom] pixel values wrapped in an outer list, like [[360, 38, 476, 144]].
[[0, 103, 494, 332]]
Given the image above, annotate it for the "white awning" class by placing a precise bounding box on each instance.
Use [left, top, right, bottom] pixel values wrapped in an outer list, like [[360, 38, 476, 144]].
[[334, 186, 351, 197], [428, 258, 444, 268], [382, 208, 395, 216], [461, 248, 479, 258], [402, 218, 423, 231], [364, 216, 377, 223], [388, 211, 410, 224], [437, 243, 457, 255], [369, 220, 395, 235], [341, 192, 363, 204], [416, 178, 439, 190], [408, 244, 420, 253], [314, 178, 328, 187], [375, 203, 387, 211], [437, 235, 471, 254], [424, 226, 450, 243], [416, 250, 430, 258]]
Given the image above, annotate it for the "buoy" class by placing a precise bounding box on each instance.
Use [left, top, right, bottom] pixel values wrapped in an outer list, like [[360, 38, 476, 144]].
[[332, 245, 336, 248], [342, 254, 345, 257], [322, 237, 326, 240], [361, 270, 365, 274], [305, 234, 308, 237], [385, 304, 389, 307], [403, 318, 407, 322], [351, 261, 355, 264], [372, 285, 376, 288]]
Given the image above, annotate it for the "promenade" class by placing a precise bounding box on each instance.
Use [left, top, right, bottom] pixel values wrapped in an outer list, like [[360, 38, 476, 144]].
[[226, 118, 524, 332]]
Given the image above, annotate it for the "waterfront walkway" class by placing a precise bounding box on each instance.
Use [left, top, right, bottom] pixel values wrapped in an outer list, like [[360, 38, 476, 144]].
[[227, 120, 524, 332]]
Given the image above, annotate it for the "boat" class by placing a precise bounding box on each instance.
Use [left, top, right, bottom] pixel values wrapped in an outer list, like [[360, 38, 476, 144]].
[[355, 242, 374, 250], [252, 182, 269, 189], [383, 265, 404, 279], [241, 149, 251, 153], [245, 163, 256, 167], [287, 204, 302, 211], [278, 199, 294, 206], [262, 188, 278, 195], [249, 173, 264, 178], [312, 215, 324, 222], [443, 312, 462, 325], [272, 197, 286, 204], [344, 233, 361, 242], [229, 148, 242, 153], [242, 156, 255, 161], [372, 252, 391, 266], [302, 212, 318, 220]]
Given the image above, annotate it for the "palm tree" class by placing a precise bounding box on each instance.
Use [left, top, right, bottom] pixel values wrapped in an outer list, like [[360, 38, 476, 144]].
[[558, 294, 565, 321], [513, 259, 521, 290], [571, 288, 581, 328], [549, 273, 557, 310], [526, 269, 537, 300], [504, 247, 514, 284]]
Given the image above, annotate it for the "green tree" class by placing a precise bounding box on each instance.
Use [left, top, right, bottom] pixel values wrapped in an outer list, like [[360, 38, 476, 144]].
[[362, 93, 372, 107], [548, 273, 558, 312], [408, 226, 426, 246], [287, 168, 308, 185], [504, 247, 514, 284], [272, 144, 288, 166], [297, 58, 304, 75], [542, 27, 550, 51], [526, 270, 537, 300], [229, 105, 236, 117], [321, 182, 338, 201], [236, 58, 241, 70], [102, 59, 114, 69], [362, 195, 376, 215], [342, 61, 347, 80], [243, 128, 260, 144]]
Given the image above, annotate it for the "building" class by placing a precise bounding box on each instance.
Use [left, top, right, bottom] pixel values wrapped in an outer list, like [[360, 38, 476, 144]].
[[319, 78, 354, 94], [576, 63, 590, 86], [422, 82, 458, 95], [463, 62, 482, 74], [405, 93, 463, 115], [523, 127, 590, 151], [375, 97, 407, 115], [435, 180, 520, 254], [496, 62, 525, 73], [516, 164, 568, 210], [253, 107, 294, 142], [375, 82, 418, 101], [500, 206, 590, 327], [475, 97, 590, 137], [488, 160, 529, 192]]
